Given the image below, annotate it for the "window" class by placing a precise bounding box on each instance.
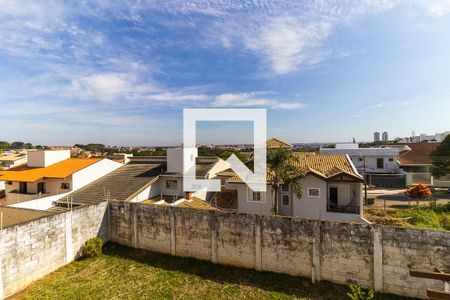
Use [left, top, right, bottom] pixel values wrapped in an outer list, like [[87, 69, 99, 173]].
[[389, 158, 394, 162], [252, 192, 261, 202], [358, 157, 363, 162], [308, 188, 320, 198], [6, 181, 12, 185], [61, 183, 70, 190], [282, 194, 290, 207], [377, 158, 384, 169], [281, 183, 289, 192], [166, 180, 178, 189]]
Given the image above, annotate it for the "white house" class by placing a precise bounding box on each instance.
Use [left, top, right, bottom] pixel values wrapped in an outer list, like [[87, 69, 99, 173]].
[[0, 154, 28, 196], [320, 144, 400, 174], [221, 152, 368, 223], [128, 148, 230, 203], [0, 150, 122, 205]]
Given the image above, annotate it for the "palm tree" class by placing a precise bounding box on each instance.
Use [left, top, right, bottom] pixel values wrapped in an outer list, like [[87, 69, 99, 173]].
[[267, 148, 305, 215]]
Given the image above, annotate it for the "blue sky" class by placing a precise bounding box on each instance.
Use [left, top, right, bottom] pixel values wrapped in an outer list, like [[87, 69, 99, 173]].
[[1, 1, 450, 146]]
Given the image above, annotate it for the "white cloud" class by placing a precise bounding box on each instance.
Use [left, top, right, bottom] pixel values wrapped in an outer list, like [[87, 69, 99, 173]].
[[72, 73, 135, 102], [70, 72, 209, 104], [213, 92, 303, 109], [244, 17, 332, 74], [421, 0, 450, 17]]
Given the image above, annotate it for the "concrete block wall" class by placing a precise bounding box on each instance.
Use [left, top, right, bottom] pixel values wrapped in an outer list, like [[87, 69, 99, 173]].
[[0, 201, 108, 299], [382, 227, 449, 298], [109, 201, 450, 299], [1, 200, 448, 299]]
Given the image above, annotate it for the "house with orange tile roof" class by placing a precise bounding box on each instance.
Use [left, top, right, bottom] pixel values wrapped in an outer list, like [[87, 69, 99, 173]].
[[0, 150, 122, 206], [221, 151, 368, 223]]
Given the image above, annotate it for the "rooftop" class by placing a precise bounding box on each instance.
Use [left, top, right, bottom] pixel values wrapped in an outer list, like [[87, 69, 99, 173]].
[[54, 160, 165, 206], [227, 152, 361, 183], [0, 154, 26, 162], [396, 142, 440, 165], [0, 207, 53, 228], [267, 137, 292, 149], [150, 197, 218, 211], [0, 158, 102, 183]]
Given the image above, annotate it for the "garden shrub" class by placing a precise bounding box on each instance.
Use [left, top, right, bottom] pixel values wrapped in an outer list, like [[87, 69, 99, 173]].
[[78, 237, 104, 260]]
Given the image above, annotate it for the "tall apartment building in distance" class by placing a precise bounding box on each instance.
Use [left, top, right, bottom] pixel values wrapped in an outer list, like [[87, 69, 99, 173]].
[[382, 131, 389, 142], [374, 131, 381, 142]]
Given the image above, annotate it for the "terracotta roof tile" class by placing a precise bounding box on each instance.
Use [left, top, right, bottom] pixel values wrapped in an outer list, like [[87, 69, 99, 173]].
[[228, 152, 361, 183], [267, 137, 292, 149], [0, 158, 102, 183], [396, 142, 439, 165]]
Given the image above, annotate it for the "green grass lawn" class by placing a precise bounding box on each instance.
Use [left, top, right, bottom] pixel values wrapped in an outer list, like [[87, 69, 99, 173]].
[[14, 243, 413, 300]]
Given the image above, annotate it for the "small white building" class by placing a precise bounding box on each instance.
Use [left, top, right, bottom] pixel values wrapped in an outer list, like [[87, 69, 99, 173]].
[[0, 150, 122, 205], [320, 144, 400, 174], [128, 148, 230, 203]]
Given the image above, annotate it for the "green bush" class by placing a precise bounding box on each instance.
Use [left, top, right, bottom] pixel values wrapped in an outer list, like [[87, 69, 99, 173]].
[[78, 237, 104, 260], [347, 284, 374, 300]]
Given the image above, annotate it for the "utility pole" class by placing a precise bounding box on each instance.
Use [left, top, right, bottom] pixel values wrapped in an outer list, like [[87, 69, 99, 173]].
[[360, 153, 368, 205]]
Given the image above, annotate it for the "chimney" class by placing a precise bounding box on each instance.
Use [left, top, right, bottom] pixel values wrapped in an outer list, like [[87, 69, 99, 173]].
[[185, 192, 192, 200]]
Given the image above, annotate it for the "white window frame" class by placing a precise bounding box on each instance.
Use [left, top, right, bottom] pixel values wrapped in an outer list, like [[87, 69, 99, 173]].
[[281, 194, 291, 207], [166, 180, 178, 190], [307, 188, 321, 198], [60, 182, 70, 190], [281, 183, 289, 192], [252, 192, 261, 202], [247, 188, 266, 203]]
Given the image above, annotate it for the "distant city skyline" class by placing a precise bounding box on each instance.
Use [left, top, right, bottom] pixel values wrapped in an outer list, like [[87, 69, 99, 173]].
[[1, 1, 450, 145]]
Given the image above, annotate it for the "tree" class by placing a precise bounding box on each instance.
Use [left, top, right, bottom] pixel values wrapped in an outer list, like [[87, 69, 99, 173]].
[[405, 184, 432, 206], [267, 148, 305, 215], [431, 135, 450, 178]]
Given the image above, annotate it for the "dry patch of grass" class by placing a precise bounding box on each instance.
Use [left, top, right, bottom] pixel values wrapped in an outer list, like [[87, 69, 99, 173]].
[[14, 243, 413, 300]]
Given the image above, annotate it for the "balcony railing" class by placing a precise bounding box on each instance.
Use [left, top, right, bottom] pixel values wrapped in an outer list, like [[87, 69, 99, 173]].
[[327, 204, 360, 214]]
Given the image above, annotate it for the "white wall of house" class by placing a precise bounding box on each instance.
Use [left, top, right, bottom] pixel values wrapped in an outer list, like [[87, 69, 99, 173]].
[[27, 150, 70, 167], [129, 180, 161, 202], [292, 175, 327, 219], [8, 192, 70, 210], [44, 178, 73, 194], [0, 181, 4, 191], [160, 176, 183, 197], [167, 148, 198, 173], [231, 174, 365, 223], [71, 158, 122, 190], [233, 184, 272, 215], [320, 148, 399, 174]]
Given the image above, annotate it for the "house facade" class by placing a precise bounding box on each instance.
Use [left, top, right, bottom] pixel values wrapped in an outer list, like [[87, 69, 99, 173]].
[[128, 148, 230, 204], [320, 144, 404, 187], [223, 152, 367, 223], [0, 150, 122, 205]]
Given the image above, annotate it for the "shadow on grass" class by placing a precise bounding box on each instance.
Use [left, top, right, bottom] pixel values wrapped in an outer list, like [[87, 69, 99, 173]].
[[102, 242, 415, 300]]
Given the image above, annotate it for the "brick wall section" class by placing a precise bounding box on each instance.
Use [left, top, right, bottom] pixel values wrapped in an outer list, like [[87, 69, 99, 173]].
[[320, 222, 373, 287], [260, 216, 314, 277], [1, 213, 67, 297], [215, 211, 257, 269], [109, 201, 450, 299], [1, 201, 449, 299], [0, 201, 108, 298], [382, 227, 449, 298]]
